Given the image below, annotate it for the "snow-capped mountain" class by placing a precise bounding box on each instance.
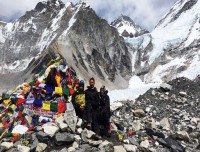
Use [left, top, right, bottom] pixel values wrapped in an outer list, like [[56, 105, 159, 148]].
[[0, 0, 131, 92], [111, 15, 148, 38], [128, 0, 200, 84]]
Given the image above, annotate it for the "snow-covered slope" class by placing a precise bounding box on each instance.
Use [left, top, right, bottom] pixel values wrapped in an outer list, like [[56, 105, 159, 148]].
[[127, 0, 200, 84], [0, 0, 131, 92], [111, 15, 148, 38]]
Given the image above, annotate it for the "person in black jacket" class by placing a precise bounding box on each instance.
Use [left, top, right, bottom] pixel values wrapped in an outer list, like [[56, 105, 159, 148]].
[[99, 85, 111, 137], [71, 80, 86, 119], [85, 77, 100, 134]]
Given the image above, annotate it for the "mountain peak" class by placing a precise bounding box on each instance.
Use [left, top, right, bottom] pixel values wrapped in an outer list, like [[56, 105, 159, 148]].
[[34, 0, 65, 12], [111, 15, 148, 38]]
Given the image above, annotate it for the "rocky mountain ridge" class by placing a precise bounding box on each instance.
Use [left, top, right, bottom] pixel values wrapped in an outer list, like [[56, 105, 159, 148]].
[[0, 0, 131, 92], [111, 15, 148, 38]]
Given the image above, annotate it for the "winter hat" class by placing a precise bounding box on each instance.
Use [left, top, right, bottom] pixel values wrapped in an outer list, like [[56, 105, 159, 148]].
[[79, 80, 84, 87], [100, 85, 106, 92], [89, 77, 95, 82]]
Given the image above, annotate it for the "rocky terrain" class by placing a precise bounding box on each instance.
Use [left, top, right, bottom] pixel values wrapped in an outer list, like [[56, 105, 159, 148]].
[[1, 77, 200, 152], [112, 77, 200, 152]]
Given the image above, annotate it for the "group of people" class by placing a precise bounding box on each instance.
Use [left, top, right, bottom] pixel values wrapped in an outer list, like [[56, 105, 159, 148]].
[[71, 77, 111, 137]]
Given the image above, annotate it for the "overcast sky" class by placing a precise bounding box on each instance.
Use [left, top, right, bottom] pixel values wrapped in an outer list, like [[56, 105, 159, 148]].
[[0, 0, 177, 31]]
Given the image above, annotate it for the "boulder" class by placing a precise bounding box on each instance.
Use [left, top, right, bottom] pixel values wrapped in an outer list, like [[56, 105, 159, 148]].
[[54, 132, 75, 146], [179, 92, 187, 97], [114, 145, 126, 152], [76, 118, 83, 128], [140, 140, 149, 148], [123, 144, 137, 152], [134, 109, 145, 117], [160, 83, 172, 92], [176, 131, 190, 142], [6, 148, 18, 152], [132, 120, 141, 131], [68, 147, 76, 152], [55, 116, 68, 131], [81, 128, 95, 142], [191, 117, 197, 125], [77, 128, 83, 134], [197, 122, 200, 131], [74, 135, 82, 142], [30, 135, 39, 151], [151, 90, 156, 96], [1, 142, 13, 150], [36, 143, 47, 152], [99, 140, 114, 152], [36, 131, 49, 143], [88, 140, 102, 146], [13, 141, 21, 148], [72, 141, 79, 149], [42, 123, 59, 137], [160, 118, 170, 131], [146, 118, 156, 129], [17, 145, 30, 152]]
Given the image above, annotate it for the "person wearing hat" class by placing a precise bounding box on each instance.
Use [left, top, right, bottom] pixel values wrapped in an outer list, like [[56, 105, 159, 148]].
[[71, 80, 86, 119], [99, 85, 111, 137], [85, 77, 100, 134]]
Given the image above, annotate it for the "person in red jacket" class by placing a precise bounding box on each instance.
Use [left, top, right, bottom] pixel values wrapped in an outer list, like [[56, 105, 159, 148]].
[[85, 77, 100, 134]]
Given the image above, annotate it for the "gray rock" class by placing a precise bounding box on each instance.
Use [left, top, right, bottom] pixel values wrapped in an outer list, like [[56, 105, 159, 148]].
[[140, 140, 149, 149], [145, 107, 151, 113], [151, 90, 156, 96], [190, 117, 197, 125], [134, 109, 145, 117], [36, 131, 49, 143], [123, 144, 137, 152], [160, 118, 170, 131], [160, 83, 172, 92], [114, 145, 126, 152], [77, 128, 83, 134], [35, 126, 43, 131], [81, 128, 95, 142], [176, 131, 190, 142], [68, 147, 76, 152], [176, 98, 187, 104], [99, 140, 114, 152], [76, 118, 83, 128], [197, 122, 200, 131], [77, 144, 99, 152], [54, 132, 75, 146], [146, 118, 156, 129], [42, 123, 59, 137], [6, 148, 18, 152], [55, 116, 68, 131], [17, 145, 30, 152], [179, 92, 187, 97], [30, 136, 39, 152], [13, 141, 21, 148], [88, 140, 102, 146], [36, 143, 47, 152], [1, 142, 13, 150], [72, 141, 79, 149], [74, 135, 82, 142], [132, 120, 141, 131]]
